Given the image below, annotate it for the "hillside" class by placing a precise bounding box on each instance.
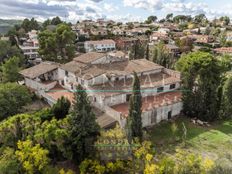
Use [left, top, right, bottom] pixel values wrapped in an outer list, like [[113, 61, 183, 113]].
[[0, 19, 22, 34]]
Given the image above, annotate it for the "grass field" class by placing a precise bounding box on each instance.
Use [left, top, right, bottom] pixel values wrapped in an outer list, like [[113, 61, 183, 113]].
[[148, 116, 232, 161]]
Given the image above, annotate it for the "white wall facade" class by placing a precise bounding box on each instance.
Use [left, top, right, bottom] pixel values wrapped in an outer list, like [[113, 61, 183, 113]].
[[84, 42, 116, 52]]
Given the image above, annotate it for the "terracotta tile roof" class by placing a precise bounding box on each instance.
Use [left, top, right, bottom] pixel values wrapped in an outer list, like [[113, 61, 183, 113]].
[[46, 85, 74, 103], [61, 61, 87, 74], [20, 61, 60, 79], [62, 58, 164, 82], [95, 59, 163, 74], [107, 51, 126, 58], [126, 59, 163, 73], [214, 47, 232, 53], [73, 52, 106, 64], [111, 91, 182, 117], [77, 66, 106, 80]]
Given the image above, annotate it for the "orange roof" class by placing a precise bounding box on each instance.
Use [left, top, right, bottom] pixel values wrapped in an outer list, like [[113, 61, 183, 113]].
[[214, 47, 232, 53], [111, 91, 182, 117], [46, 86, 74, 103]]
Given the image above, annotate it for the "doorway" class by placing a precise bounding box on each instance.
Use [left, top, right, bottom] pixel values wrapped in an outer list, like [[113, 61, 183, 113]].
[[168, 111, 172, 120], [126, 94, 132, 102]]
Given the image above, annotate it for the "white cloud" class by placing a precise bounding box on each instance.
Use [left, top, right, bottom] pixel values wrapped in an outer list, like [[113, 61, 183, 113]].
[[103, 3, 119, 12], [123, 0, 163, 11]]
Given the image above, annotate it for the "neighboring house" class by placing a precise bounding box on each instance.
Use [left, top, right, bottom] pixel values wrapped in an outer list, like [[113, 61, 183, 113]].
[[226, 31, 232, 41], [115, 37, 140, 51], [91, 28, 108, 36], [112, 29, 125, 36], [214, 47, 232, 55], [21, 53, 183, 128], [84, 40, 116, 52], [188, 34, 214, 44], [19, 61, 60, 95], [19, 30, 41, 64], [19, 46, 41, 63], [150, 32, 169, 43], [158, 28, 170, 35], [164, 44, 181, 56], [125, 27, 150, 36]]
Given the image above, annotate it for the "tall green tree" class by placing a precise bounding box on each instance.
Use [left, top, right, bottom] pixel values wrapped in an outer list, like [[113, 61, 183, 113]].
[[38, 30, 57, 61], [1, 56, 21, 82], [51, 16, 63, 25], [194, 14, 207, 24], [220, 76, 232, 119], [38, 24, 76, 63], [166, 13, 173, 22], [69, 85, 100, 162], [152, 42, 173, 68], [0, 40, 23, 62], [129, 42, 146, 60], [21, 18, 40, 32], [176, 52, 226, 121], [0, 83, 31, 121], [127, 72, 143, 141], [51, 96, 71, 119], [145, 16, 157, 24]]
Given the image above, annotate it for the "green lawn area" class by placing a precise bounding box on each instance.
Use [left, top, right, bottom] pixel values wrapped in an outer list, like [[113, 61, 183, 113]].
[[149, 116, 232, 160]]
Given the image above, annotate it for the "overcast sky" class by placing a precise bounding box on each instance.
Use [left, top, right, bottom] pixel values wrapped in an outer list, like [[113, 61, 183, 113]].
[[0, 0, 232, 22]]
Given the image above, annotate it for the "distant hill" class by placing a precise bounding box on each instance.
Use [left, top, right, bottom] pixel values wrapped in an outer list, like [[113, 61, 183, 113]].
[[0, 19, 22, 34]]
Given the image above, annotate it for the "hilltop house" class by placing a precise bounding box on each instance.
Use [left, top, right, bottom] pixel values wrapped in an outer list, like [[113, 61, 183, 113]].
[[20, 52, 182, 128], [19, 30, 41, 64]]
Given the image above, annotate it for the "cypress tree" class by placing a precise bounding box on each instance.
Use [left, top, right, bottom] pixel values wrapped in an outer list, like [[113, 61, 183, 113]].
[[221, 76, 232, 119], [69, 85, 100, 162], [51, 96, 71, 119], [127, 72, 143, 141]]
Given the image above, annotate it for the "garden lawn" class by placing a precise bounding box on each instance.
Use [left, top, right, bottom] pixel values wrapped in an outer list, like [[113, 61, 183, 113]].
[[149, 116, 232, 160]]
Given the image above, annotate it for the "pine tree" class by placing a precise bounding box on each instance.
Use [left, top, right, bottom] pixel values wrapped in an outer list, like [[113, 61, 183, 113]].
[[69, 85, 100, 162], [127, 72, 143, 141]]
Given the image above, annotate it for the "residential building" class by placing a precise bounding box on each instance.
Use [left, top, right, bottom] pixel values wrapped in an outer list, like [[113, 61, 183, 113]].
[[19, 61, 60, 97], [20, 53, 182, 128], [164, 44, 181, 56], [188, 34, 214, 44], [84, 40, 116, 52], [226, 31, 232, 41], [150, 32, 169, 43], [19, 30, 41, 64]]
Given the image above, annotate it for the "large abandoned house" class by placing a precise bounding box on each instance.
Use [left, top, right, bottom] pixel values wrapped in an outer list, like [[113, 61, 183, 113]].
[[20, 52, 182, 128]]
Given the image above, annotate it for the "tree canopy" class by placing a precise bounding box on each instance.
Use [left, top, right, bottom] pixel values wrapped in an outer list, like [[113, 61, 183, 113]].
[[0, 83, 31, 121], [176, 52, 229, 121], [0, 40, 23, 63], [38, 23, 76, 63], [127, 72, 143, 141], [145, 16, 157, 24], [0, 56, 22, 82], [69, 85, 100, 162]]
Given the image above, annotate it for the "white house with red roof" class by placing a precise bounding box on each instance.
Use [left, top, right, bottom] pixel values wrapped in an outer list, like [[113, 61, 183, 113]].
[[20, 52, 183, 128]]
